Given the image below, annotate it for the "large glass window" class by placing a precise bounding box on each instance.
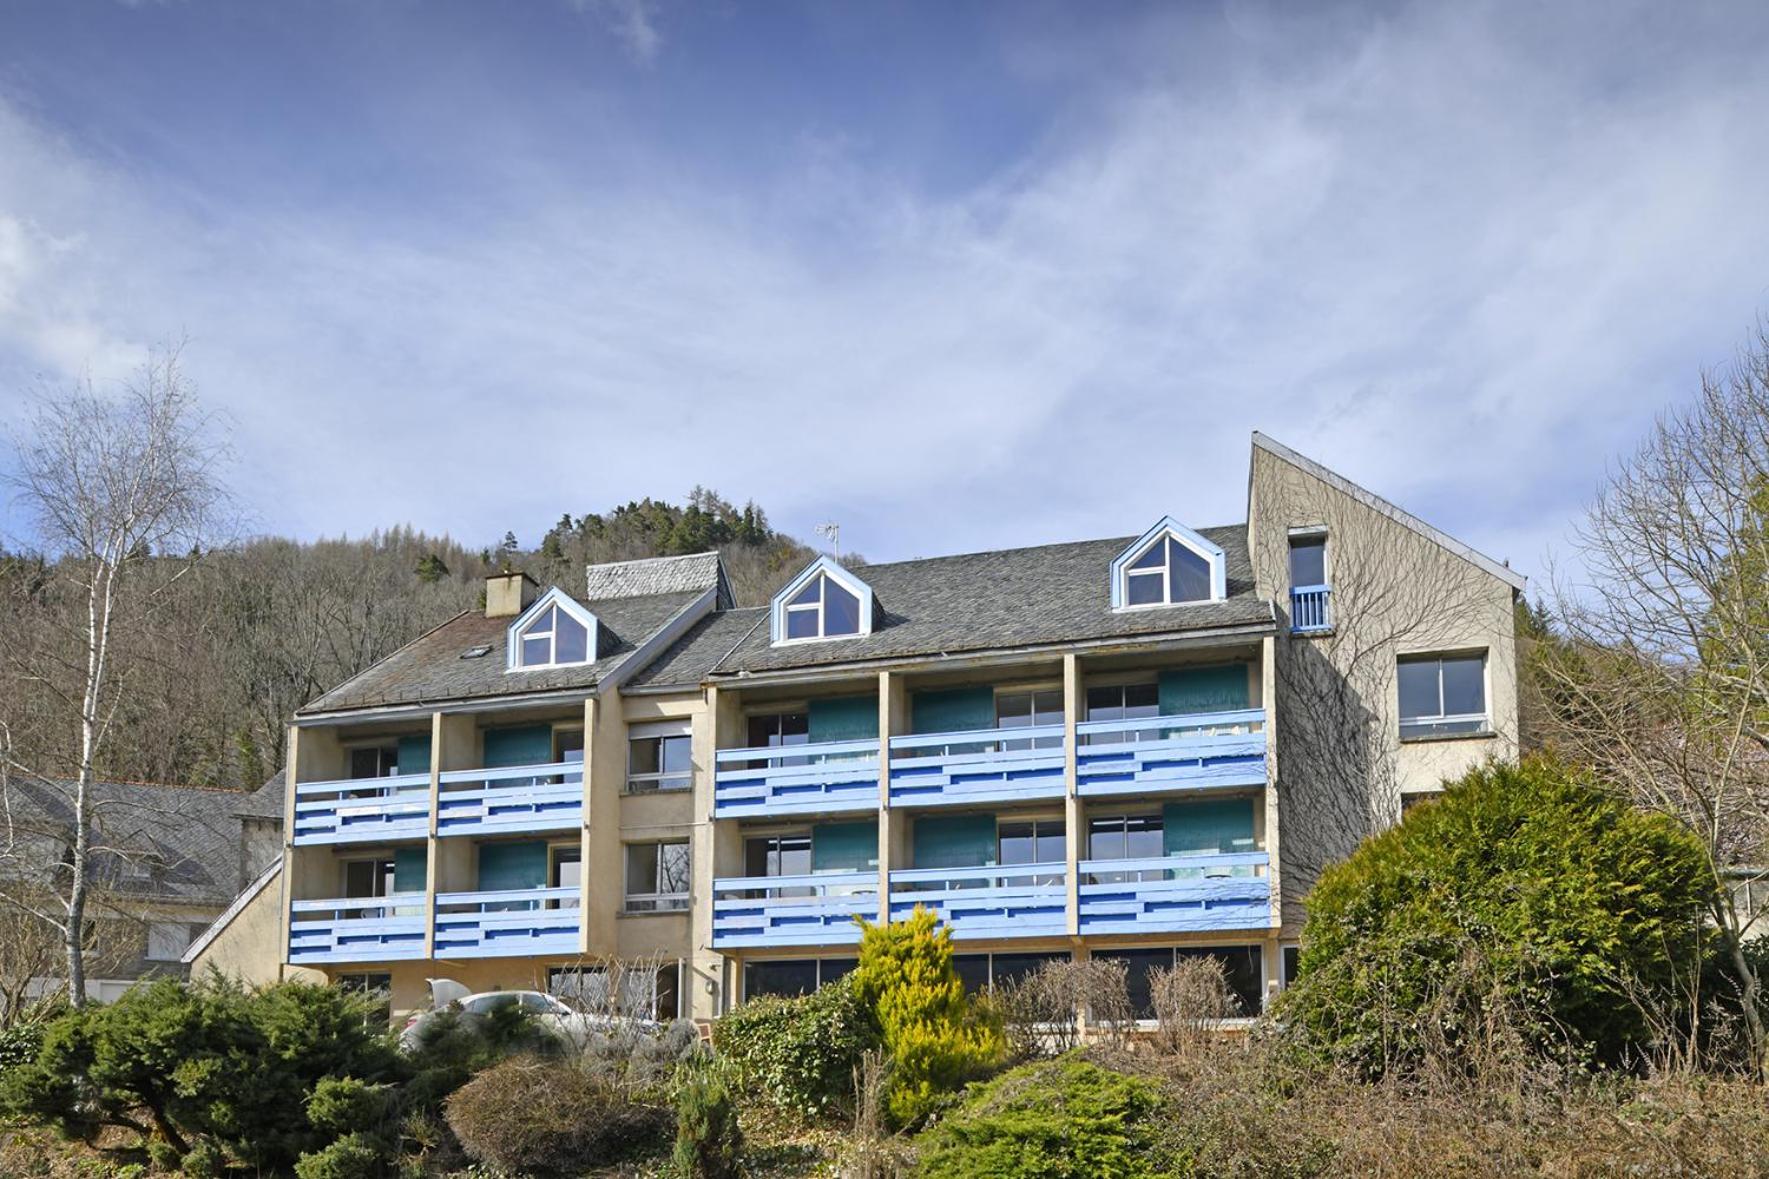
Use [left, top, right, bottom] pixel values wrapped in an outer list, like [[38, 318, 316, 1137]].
[[997, 819, 1065, 885], [516, 602, 590, 668], [744, 834, 813, 898], [343, 858, 396, 899], [746, 712, 809, 767], [548, 845, 581, 909], [1289, 535, 1327, 587], [1397, 653, 1488, 738], [624, 842, 690, 912], [783, 574, 863, 640], [1105, 945, 1265, 1018], [628, 731, 692, 793], [743, 958, 856, 1000], [996, 690, 1063, 751], [348, 746, 399, 779], [1086, 814, 1165, 883], [1124, 535, 1213, 607]]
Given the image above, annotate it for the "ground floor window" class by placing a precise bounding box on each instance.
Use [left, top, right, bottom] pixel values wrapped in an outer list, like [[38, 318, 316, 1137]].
[[334, 972, 393, 1024], [1100, 945, 1264, 1018], [742, 957, 857, 1001], [549, 961, 682, 1022], [1281, 944, 1301, 988], [952, 951, 1070, 993]]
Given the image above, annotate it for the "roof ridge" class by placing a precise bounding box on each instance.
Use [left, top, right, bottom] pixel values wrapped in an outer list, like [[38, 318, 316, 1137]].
[[851, 522, 1248, 573], [585, 550, 719, 571]]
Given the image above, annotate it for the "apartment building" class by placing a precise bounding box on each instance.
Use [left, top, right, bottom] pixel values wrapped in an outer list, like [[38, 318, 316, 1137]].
[[271, 433, 1524, 1021]]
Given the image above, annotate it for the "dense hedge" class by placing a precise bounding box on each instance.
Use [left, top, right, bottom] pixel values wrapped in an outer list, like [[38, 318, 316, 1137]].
[[914, 1057, 1164, 1179], [1277, 758, 1715, 1073], [712, 975, 875, 1122]]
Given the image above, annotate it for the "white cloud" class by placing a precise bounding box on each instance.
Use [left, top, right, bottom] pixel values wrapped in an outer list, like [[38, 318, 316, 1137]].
[[570, 0, 663, 65], [1, 0, 1767, 585]]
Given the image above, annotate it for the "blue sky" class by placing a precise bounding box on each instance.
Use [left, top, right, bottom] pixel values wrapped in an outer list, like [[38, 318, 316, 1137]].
[[2, 1, 1767, 585]]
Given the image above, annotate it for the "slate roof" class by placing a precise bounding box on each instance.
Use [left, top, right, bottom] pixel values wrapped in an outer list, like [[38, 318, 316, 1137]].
[[0, 776, 265, 906], [298, 589, 706, 715], [634, 525, 1273, 686], [583, 551, 730, 605]]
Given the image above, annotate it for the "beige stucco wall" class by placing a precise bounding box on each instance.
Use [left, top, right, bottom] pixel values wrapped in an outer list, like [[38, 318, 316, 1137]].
[[1248, 440, 1521, 934], [189, 867, 324, 988]]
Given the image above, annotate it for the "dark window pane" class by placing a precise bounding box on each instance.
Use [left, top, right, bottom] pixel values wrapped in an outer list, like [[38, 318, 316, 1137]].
[[1282, 946, 1301, 986], [954, 954, 990, 994], [778, 714, 809, 739], [1126, 570, 1164, 606], [996, 693, 1030, 726], [746, 960, 817, 1000], [557, 730, 585, 761], [1034, 822, 1066, 865], [1171, 540, 1212, 601], [1088, 817, 1126, 861], [823, 580, 861, 635], [745, 838, 772, 877], [660, 844, 691, 893], [1441, 655, 1486, 717], [820, 958, 858, 987], [1123, 682, 1159, 716], [1289, 538, 1326, 586], [1397, 659, 1440, 721], [1086, 686, 1122, 721], [1130, 541, 1165, 570], [554, 614, 588, 663], [1106, 948, 1173, 1019], [630, 738, 661, 776], [521, 635, 550, 665], [785, 608, 818, 640], [1125, 815, 1164, 859], [655, 965, 680, 1021], [992, 953, 1065, 988], [627, 845, 658, 895], [1175, 946, 1264, 1016], [1032, 691, 1063, 728], [789, 580, 821, 607], [998, 823, 1034, 866], [349, 747, 386, 779]]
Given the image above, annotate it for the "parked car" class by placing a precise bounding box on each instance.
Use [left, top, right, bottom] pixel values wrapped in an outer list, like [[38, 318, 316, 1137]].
[[398, 979, 659, 1051]]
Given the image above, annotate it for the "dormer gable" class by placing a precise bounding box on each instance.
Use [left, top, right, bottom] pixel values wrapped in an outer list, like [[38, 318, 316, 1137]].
[[507, 586, 600, 671], [769, 556, 876, 645], [1109, 517, 1227, 609]]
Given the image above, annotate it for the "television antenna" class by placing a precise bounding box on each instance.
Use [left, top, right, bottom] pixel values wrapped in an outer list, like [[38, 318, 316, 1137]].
[[815, 521, 841, 559]]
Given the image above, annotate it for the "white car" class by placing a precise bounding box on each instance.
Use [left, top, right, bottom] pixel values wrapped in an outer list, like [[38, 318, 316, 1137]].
[[398, 979, 658, 1051]]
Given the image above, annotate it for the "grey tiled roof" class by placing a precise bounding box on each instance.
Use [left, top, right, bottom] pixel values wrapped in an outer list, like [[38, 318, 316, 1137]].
[[0, 777, 263, 906], [231, 770, 286, 819], [298, 590, 706, 715], [636, 525, 1273, 684], [584, 551, 729, 604]]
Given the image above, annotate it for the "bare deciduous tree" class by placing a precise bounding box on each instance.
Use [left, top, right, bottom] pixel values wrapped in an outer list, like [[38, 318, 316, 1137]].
[[0, 346, 229, 1005], [1535, 328, 1769, 1074]]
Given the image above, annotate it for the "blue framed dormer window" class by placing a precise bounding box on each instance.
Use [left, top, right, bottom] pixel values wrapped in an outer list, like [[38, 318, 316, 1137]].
[[507, 587, 599, 671], [770, 556, 875, 644], [1110, 517, 1227, 610]]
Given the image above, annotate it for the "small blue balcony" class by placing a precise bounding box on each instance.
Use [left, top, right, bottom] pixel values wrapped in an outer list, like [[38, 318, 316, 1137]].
[[886, 726, 1066, 808], [888, 864, 1067, 940], [292, 773, 431, 846], [1291, 584, 1331, 633], [711, 871, 878, 949], [1075, 710, 1266, 799], [436, 762, 583, 838], [288, 895, 427, 963], [713, 738, 880, 819], [431, 887, 582, 958], [1077, 852, 1271, 935]]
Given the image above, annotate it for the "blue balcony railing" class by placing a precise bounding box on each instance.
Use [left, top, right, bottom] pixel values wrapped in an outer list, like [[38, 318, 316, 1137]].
[[292, 773, 431, 845], [288, 894, 427, 963], [1075, 710, 1266, 798], [887, 725, 1066, 807], [711, 871, 878, 948], [1291, 584, 1331, 632], [432, 886, 582, 958], [713, 738, 880, 819], [436, 762, 583, 837], [888, 864, 1067, 939], [1077, 852, 1271, 935]]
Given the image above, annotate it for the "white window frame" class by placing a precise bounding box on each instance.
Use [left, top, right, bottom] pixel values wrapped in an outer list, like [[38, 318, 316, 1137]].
[[770, 556, 874, 645], [1397, 651, 1490, 739], [1109, 517, 1227, 611], [506, 586, 599, 672], [624, 841, 691, 913], [626, 721, 693, 794]]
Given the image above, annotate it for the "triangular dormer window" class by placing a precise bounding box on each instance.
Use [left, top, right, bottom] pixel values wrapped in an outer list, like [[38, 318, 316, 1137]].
[[1110, 518, 1227, 610], [770, 556, 875, 644], [507, 587, 598, 670]]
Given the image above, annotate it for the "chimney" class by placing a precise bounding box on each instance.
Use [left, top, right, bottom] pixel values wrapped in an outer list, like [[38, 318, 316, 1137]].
[[485, 570, 539, 619]]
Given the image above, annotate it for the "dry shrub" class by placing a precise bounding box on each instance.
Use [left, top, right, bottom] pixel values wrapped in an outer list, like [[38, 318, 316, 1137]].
[[992, 958, 1135, 1059], [1150, 956, 1237, 1057], [443, 1054, 671, 1177]]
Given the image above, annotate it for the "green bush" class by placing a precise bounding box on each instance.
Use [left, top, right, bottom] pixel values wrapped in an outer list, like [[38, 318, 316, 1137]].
[[0, 977, 402, 1169], [443, 1055, 671, 1176], [294, 1131, 388, 1179], [713, 975, 875, 1121], [672, 1065, 742, 1178], [855, 907, 1005, 1128], [0, 1021, 46, 1073], [307, 1076, 396, 1138], [914, 1058, 1164, 1179], [1276, 758, 1715, 1074]]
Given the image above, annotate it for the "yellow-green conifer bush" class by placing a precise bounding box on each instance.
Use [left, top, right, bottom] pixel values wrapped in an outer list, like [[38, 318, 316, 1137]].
[[853, 906, 1005, 1128]]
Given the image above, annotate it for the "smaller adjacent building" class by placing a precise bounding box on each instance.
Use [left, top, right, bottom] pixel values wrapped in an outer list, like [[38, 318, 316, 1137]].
[[0, 772, 283, 1006]]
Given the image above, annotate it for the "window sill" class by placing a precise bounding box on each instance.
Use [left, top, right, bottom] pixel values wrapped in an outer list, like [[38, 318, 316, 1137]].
[[619, 907, 691, 918], [1399, 730, 1495, 745], [1289, 625, 1333, 638]]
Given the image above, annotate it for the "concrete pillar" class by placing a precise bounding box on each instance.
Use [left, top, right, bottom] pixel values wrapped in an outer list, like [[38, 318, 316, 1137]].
[[282, 725, 345, 964], [585, 694, 627, 956], [1063, 653, 1082, 937], [876, 670, 903, 925], [1260, 634, 1283, 938]]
